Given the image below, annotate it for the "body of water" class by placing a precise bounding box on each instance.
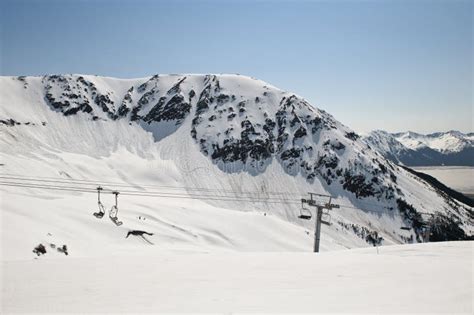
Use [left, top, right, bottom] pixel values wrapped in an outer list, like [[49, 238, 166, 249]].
[[413, 166, 474, 198]]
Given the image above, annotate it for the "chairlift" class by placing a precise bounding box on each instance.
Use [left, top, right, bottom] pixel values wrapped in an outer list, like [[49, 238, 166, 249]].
[[321, 209, 332, 226], [92, 187, 123, 226], [93, 186, 106, 219], [109, 191, 123, 226], [299, 199, 312, 220]]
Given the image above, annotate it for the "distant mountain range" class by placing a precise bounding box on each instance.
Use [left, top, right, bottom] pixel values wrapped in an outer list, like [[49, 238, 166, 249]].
[[364, 130, 474, 166]]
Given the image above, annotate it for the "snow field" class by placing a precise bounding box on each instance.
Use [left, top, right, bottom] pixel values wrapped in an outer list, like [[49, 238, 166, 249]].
[[2, 241, 472, 313]]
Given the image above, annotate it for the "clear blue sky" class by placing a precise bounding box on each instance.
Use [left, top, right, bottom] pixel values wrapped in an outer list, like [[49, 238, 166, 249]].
[[1, 0, 472, 133]]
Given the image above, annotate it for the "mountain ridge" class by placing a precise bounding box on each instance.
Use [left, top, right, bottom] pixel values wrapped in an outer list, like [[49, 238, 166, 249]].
[[1, 74, 472, 256], [364, 130, 473, 166]]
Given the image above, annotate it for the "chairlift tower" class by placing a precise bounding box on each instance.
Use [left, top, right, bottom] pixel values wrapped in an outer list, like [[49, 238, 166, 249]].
[[300, 193, 339, 253]]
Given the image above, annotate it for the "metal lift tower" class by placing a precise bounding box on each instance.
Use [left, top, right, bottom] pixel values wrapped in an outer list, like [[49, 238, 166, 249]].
[[300, 193, 340, 253]]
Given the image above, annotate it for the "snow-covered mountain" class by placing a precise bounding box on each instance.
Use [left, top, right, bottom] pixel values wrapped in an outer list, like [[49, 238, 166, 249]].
[[363, 130, 428, 165], [1, 74, 472, 260], [364, 130, 474, 166], [394, 130, 473, 153]]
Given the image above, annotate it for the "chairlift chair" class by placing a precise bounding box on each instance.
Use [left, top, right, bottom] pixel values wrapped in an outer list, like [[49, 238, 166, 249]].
[[93, 186, 106, 219], [109, 191, 123, 226], [299, 199, 312, 220], [321, 209, 332, 225]]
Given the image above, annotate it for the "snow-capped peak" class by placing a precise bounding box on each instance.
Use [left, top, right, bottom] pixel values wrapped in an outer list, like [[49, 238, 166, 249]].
[[393, 130, 473, 153]]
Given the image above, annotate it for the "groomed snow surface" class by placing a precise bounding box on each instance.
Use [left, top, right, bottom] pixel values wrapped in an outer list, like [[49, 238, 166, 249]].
[[2, 241, 472, 313]]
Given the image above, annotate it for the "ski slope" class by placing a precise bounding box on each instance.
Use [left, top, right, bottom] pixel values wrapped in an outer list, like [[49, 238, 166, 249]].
[[2, 241, 472, 313]]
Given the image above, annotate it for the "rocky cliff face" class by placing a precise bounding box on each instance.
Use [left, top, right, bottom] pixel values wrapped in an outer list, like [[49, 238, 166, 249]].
[[38, 74, 405, 201]]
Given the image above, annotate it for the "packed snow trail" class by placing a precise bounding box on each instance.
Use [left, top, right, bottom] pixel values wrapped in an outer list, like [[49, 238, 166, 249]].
[[2, 241, 472, 313]]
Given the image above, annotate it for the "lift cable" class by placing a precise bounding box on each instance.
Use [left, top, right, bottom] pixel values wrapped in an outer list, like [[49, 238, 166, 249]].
[[0, 175, 398, 214], [0, 174, 294, 197], [0, 181, 301, 205], [0, 179, 298, 203], [0, 174, 396, 208]]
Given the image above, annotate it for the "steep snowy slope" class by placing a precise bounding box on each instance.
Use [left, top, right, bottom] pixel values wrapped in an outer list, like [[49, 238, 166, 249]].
[[1, 74, 472, 260]]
